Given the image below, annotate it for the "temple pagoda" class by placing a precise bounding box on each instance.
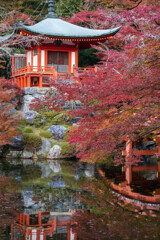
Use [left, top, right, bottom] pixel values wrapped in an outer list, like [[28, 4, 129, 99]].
[[0, 0, 121, 89]]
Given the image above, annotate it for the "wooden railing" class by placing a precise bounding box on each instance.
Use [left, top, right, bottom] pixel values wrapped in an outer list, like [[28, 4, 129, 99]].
[[12, 65, 56, 76], [73, 66, 98, 75], [12, 66, 98, 77]]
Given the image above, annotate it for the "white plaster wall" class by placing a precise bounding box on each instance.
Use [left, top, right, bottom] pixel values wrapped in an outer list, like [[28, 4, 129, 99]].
[[41, 50, 45, 67], [33, 55, 38, 66], [71, 52, 76, 73], [70, 228, 75, 240], [27, 51, 31, 66]]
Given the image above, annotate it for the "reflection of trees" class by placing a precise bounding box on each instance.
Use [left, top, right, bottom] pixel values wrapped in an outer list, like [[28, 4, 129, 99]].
[[0, 175, 22, 239], [71, 179, 160, 240]]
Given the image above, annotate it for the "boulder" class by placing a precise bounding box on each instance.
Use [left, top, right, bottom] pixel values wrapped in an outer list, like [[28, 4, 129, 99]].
[[33, 93, 45, 99], [85, 164, 95, 178], [23, 111, 38, 124], [48, 160, 61, 173], [22, 95, 35, 112], [22, 150, 33, 159], [9, 137, 24, 150], [37, 139, 51, 157], [63, 100, 82, 110], [7, 150, 22, 158], [24, 87, 39, 95], [37, 87, 50, 95], [37, 162, 51, 178], [47, 125, 66, 140], [48, 145, 62, 159], [48, 175, 65, 188]]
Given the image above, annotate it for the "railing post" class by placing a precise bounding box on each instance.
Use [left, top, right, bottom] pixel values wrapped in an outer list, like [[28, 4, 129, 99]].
[[39, 75, 43, 88], [125, 138, 132, 185], [27, 75, 31, 87]]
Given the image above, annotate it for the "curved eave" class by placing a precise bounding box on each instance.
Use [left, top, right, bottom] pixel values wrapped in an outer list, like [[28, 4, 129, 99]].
[[16, 18, 121, 40], [0, 34, 14, 43]]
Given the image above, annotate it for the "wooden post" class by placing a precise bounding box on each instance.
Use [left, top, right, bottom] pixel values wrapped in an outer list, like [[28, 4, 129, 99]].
[[38, 212, 42, 226], [12, 56, 14, 76], [125, 139, 132, 185], [11, 224, 14, 240], [39, 75, 43, 88], [26, 215, 30, 226], [94, 66, 98, 72], [68, 51, 71, 73], [27, 75, 31, 87], [67, 226, 71, 240], [158, 161, 160, 181], [23, 76, 26, 88], [75, 49, 78, 68]]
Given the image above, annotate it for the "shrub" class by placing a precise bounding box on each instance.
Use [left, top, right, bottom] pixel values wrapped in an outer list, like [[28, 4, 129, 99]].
[[54, 141, 74, 156], [22, 133, 42, 152], [24, 127, 33, 133], [40, 130, 52, 138], [43, 126, 51, 131], [43, 111, 61, 123], [33, 114, 45, 128]]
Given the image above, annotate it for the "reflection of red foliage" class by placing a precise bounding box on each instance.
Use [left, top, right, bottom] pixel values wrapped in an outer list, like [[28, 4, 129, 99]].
[[0, 175, 22, 238], [71, 179, 160, 240]]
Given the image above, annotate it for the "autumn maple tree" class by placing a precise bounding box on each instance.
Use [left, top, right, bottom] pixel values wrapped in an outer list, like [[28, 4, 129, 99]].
[[0, 78, 21, 145], [31, 2, 160, 166]]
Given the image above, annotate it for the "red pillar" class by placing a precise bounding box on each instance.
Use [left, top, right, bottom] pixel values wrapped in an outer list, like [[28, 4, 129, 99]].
[[75, 49, 78, 68], [24, 76, 26, 88], [68, 51, 71, 73], [67, 226, 71, 240], [11, 224, 14, 240], [39, 75, 43, 88], [158, 161, 160, 181], [26, 214, 30, 226], [12, 56, 15, 76], [38, 212, 42, 226], [27, 75, 31, 87], [20, 213, 23, 224], [125, 139, 132, 185]]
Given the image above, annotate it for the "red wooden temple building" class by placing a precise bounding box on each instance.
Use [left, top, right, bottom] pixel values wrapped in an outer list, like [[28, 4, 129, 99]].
[[0, 0, 121, 89], [11, 211, 77, 240]]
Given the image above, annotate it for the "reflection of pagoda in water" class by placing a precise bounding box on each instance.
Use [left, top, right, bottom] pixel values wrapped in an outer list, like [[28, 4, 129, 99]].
[[11, 211, 77, 240]]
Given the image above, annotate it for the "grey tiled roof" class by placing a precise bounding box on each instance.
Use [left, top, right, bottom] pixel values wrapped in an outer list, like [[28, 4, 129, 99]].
[[17, 18, 121, 38]]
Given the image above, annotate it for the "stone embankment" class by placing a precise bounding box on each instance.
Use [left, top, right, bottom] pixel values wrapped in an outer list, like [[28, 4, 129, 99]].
[[1, 87, 79, 160]]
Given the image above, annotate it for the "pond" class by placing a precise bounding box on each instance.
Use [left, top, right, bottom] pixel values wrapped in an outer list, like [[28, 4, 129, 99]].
[[0, 158, 160, 240]]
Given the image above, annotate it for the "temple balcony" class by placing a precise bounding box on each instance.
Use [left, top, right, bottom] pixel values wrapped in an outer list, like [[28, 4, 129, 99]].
[[11, 65, 98, 89]]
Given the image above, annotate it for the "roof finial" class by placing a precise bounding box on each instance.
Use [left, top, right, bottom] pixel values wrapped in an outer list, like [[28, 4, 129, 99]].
[[45, 0, 58, 18]]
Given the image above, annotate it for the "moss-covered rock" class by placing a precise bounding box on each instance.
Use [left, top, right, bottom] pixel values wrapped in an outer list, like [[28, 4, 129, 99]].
[[40, 130, 52, 138], [33, 114, 45, 128]]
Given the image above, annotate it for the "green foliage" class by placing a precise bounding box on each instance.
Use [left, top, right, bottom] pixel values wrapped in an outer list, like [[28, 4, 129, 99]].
[[33, 114, 45, 128], [40, 130, 52, 138], [21, 164, 42, 181], [22, 133, 42, 151], [43, 111, 60, 123], [43, 126, 51, 131], [51, 112, 72, 125], [24, 127, 33, 133], [54, 141, 74, 156], [56, 0, 85, 18], [78, 48, 99, 67]]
